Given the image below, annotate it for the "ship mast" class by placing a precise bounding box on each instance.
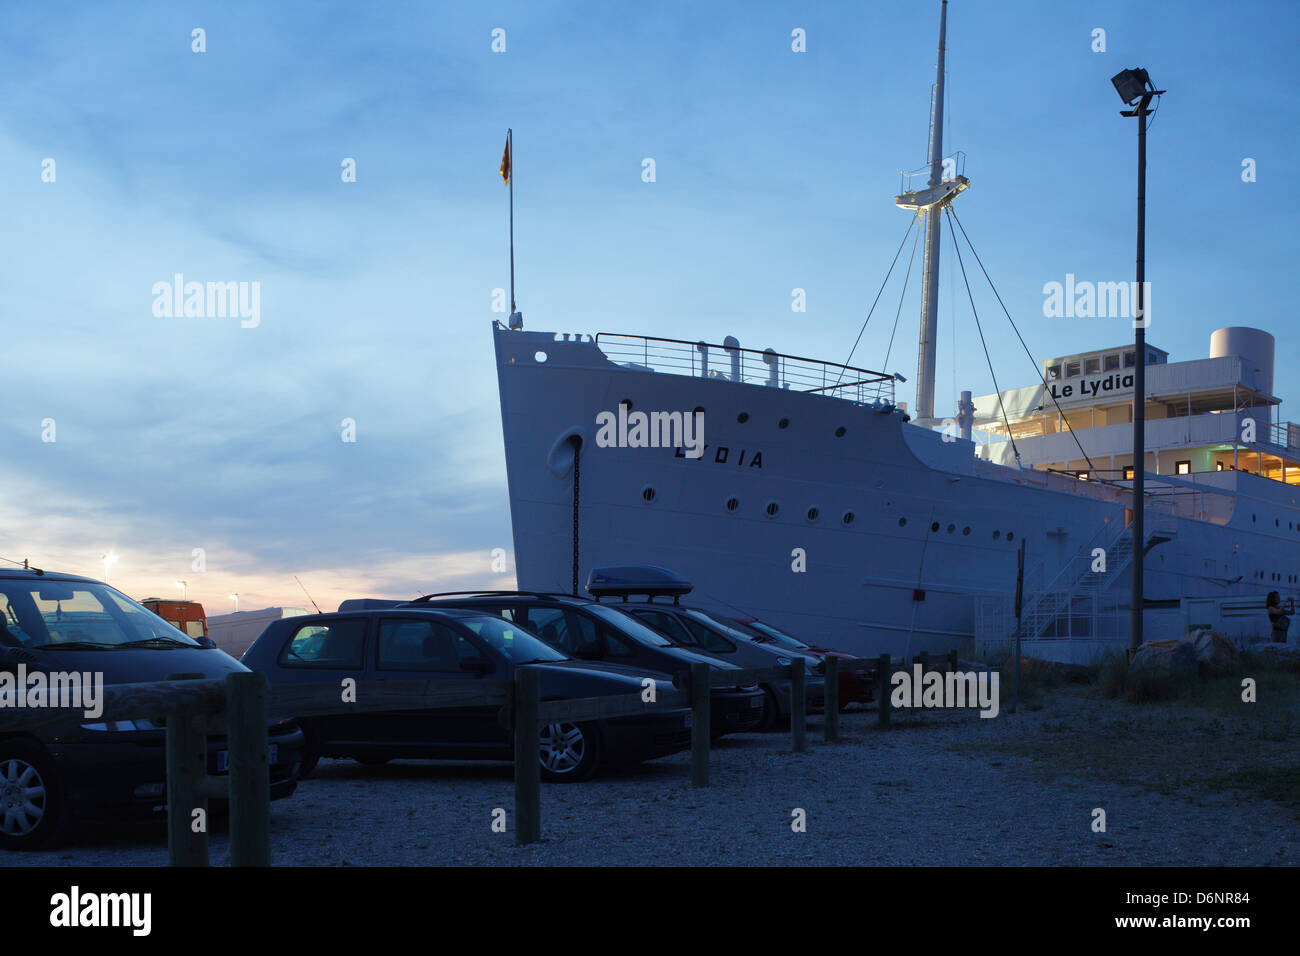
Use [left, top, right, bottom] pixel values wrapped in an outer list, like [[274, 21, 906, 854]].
[[896, 0, 968, 422]]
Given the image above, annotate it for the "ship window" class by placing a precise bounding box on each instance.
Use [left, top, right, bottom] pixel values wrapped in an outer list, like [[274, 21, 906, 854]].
[[1007, 532, 1015, 542], [1215, 461, 1224, 471], [641, 485, 657, 503], [947, 523, 956, 533], [764, 501, 780, 518], [1146, 350, 1159, 365], [962, 526, 971, 535], [806, 507, 820, 522], [1123, 466, 1135, 480], [737, 412, 749, 424], [835, 426, 846, 437], [898, 517, 907, 527], [992, 530, 1001, 540], [726, 496, 740, 512], [1085, 358, 1100, 375], [842, 511, 856, 527], [1075, 470, 1090, 480], [778, 417, 790, 429], [1175, 460, 1191, 475], [1065, 362, 1081, 378], [534, 351, 548, 363], [1104, 354, 1120, 371], [931, 521, 940, 532], [1124, 351, 1136, 368], [1046, 364, 1061, 381]]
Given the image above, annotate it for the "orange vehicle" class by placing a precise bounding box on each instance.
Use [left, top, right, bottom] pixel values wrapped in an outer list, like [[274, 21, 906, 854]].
[[139, 598, 209, 640]]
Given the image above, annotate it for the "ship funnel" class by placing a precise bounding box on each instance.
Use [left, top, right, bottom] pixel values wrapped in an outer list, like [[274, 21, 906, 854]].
[[1210, 327, 1274, 401], [957, 390, 974, 441]]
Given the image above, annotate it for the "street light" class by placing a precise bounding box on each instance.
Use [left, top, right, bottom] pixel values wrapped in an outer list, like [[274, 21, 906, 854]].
[[1111, 67, 1165, 656], [229, 592, 240, 613], [176, 579, 188, 600], [100, 552, 118, 584]]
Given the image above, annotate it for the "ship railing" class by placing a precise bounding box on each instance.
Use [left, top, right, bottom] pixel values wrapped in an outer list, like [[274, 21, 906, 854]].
[[898, 150, 966, 194], [595, 333, 896, 407], [1267, 419, 1300, 452]]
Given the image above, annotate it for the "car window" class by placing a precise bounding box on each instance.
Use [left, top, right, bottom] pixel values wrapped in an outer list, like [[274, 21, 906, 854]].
[[378, 618, 481, 672], [460, 615, 568, 663], [280, 619, 367, 668], [628, 609, 694, 645], [525, 607, 592, 654], [585, 604, 674, 647], [742, 619, 811, 650], [0, 580, 199, 648], [678, 613, 735, 654]]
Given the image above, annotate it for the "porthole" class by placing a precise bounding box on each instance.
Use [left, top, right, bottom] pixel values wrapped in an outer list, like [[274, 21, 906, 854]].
[[725, 496, 740, 513], [993, 530, 1001, 540], [842, 511, 856, 527], [534, 350, 548, 363], [765, 501, 780, 518], [835, 426, 847, 437], [962, 526, 971, 535], [737, 412, 750, 424], [1007, 532, 1015, 542], [778, 417, 790, 429], [806, 507, 820, 522], [641, 486, 656, 503], [898, 517, 907, 527], [931, 521, 940, 533]]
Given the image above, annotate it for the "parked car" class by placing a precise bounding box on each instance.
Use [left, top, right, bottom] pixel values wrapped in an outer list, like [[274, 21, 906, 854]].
[[388, 590, 767, 738], [139, 598, 210, 641], [584, 567, 825, 731], [0, 568, 303, 851], [241, 606, 695, 782], [717, 614, 874, 710]]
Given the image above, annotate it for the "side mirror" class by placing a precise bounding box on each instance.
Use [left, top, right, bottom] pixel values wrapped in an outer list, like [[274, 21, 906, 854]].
[[573, 642, 603, 660], [460, 656, 494, 674], [196, 636, 216, 649]]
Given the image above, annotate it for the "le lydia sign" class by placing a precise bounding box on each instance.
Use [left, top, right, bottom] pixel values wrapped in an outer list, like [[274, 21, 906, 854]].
[[1048, 371, 1135, 405]]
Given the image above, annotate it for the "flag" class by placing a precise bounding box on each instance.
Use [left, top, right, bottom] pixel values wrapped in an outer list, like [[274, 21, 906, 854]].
[[499, 136, 511, 185]]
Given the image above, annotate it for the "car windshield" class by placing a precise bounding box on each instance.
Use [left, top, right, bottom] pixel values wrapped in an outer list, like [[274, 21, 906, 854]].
[[737, 618, 811, 650], [585, 604, 674, 647], [459, 615, 570, 663], [0, 579, 202, 649]]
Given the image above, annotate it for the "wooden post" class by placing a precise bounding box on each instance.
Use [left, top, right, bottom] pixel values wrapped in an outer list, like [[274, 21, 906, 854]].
[[226, 672, 270, 867], [823, 656, 840, 742], [876, 654, 891, 728], [689, 662, 710, 787], [790, 663, 806, 753], [165, 673, 209, 867], [514, 668, 541, 845]]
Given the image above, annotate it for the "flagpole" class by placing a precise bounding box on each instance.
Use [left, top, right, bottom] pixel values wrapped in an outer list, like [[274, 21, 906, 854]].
[[508, 128, 515, 314]]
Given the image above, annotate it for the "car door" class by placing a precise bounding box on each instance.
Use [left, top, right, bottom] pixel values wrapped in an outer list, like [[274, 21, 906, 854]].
[[275, 616, 375, 747], [374, 616, 505, 753]]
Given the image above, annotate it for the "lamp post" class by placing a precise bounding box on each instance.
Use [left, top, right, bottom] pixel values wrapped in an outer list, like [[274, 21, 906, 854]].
[[176, 579, 188, 600], [229, 592, 240, 613], [1111, 67, 1165, 655], [100, 552, 117, 585]]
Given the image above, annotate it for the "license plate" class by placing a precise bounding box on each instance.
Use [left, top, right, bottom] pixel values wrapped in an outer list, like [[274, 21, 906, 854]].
[[216, 744, 277, 772], [683, 712, 693, 728], [749, 697, 763, 709]]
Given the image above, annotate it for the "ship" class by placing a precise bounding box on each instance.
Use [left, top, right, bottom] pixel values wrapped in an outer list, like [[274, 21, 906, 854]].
[[488, 3, 1299, 663]]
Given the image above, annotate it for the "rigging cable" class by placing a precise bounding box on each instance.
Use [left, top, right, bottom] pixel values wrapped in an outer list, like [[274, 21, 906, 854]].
[[838, 215, 918, 382], [943, 205, 1021, 469], [946, 204, 1098, 475], [883, 221, 923, 371]]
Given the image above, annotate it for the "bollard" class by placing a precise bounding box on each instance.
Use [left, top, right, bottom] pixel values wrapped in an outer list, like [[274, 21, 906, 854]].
[[823, 657, 840, 742], [790, 663, 806, 753], [876, 654, 892, 727], [165, 672, 209, 867], [689, 662, 710, 787], [513, 668, 541, 845], [226, 672, 270, 867]]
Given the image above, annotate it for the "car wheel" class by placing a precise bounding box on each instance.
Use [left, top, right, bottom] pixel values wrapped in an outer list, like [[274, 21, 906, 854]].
[[353, 757, 390, 766], [757, 687, 780, 732], [538, 721, 600, 783], [0, 740, 71, 851]]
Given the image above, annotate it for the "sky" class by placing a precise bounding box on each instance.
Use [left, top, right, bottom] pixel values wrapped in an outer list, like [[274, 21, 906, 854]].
[[0, 0, 1296, 614]]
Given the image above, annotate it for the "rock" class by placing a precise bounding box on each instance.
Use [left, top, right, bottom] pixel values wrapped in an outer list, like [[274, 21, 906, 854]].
[[1190, 629, 1239, 676], [1129, 639, 1197, 681], [1252, 643, 1300, 672]]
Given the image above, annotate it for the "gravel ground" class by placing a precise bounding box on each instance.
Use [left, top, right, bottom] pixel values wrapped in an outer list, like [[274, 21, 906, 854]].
[[10, 699, 1298, 866]]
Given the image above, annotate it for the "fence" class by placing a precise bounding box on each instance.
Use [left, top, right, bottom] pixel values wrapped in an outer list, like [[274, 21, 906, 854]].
[[7, 651, 962, 860]]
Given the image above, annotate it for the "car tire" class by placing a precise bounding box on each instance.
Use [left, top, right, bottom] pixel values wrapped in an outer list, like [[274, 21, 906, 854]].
[[538, 721, 600, 783], [0, 739, 72, 852]]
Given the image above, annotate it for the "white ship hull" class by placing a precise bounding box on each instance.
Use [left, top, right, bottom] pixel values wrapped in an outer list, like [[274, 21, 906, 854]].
[[494, 327, 1300, 662]]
